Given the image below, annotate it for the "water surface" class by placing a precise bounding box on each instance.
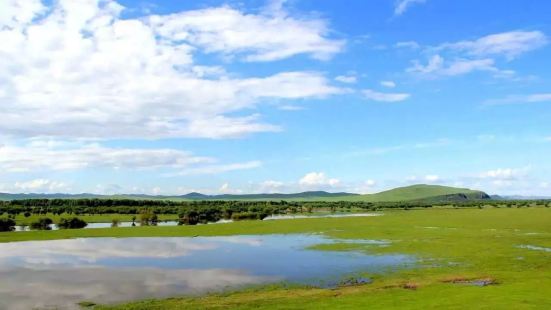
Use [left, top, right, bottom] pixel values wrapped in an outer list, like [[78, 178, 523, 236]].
[[0, 234, 412, 309], [13, 213, 381, 232]]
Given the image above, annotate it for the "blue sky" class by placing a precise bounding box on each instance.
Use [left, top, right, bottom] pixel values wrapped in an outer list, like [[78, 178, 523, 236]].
[[0, 0, 550, 195]]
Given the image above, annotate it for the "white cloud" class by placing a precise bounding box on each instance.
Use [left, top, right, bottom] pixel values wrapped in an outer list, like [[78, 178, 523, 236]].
[[0, 0, 343, 140], [407, 55, 499, 76], [380, 80, 396, 88], [0, 141, 259, 175], [362, 89, 410, 102], [404, 174, 442, 184], [299, 172, 340, 188], [407, 31, 547, 79], [483, 93, 551, 106], [335, 75, 357, 84], [394, 0, 426, 16], [151, 5, 345, 62], [218, 182, 244, 195], [395, 41, 420, 49], [278, 105, 304, 111], [478, 167, 530, 181], [258, 180, 285, 193], [436, 31, 548, 60], [353, 180, 377, 194], [13, 179, 69, 193], [176, 161, 262, 176], [345, 138, 450, 157], [424, 175, 440, 182], [0, 0, 46, 28]]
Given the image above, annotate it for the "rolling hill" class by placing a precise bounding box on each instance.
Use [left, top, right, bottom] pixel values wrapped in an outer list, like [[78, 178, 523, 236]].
[[331, 184, 491, 202], [0, 184, 490, 202]]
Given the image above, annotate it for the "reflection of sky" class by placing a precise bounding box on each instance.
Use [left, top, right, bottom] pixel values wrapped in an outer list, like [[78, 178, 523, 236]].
[[0, 235, 414, 309], [264, 213, 382, 220]]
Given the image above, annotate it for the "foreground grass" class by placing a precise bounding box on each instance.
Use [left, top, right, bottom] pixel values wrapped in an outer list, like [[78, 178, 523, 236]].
[[2, 208, 551, 309]]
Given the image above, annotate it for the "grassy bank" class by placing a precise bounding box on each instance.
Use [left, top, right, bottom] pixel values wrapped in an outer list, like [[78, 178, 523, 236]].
[[2, 208, 550, 309]]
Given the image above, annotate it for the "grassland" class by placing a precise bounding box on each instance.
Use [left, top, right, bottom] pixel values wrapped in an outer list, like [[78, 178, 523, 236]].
[[1, 207, 550, 309]]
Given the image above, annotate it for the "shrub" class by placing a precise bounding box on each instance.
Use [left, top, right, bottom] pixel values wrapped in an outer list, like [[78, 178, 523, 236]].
[[58, 217, 88, 229], [231, 212, 268, 221], [0, 218, 16, 232], [30, 218, 53, 230]]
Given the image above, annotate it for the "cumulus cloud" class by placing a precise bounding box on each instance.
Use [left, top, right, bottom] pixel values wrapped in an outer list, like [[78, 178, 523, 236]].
[[0, 0, 343, 140], [394, 0, 426, 16], [13, 179, 70, 193], [299, 172, 340, 189], [150, 5, 344, 62], [362, 89, 410, 102]]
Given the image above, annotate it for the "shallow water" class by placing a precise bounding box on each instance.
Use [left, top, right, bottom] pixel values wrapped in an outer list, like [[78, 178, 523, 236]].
[[14, 220, 182, 231], [264, 212, 381, 220], [518, 244, 551, 252], [13, 213, 381, 232], [0, 234, 413, 309]]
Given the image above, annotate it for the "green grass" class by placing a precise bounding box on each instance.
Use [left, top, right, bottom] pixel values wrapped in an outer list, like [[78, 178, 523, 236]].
[[4, 213, 178, 226], [1, 208, 550, 309]]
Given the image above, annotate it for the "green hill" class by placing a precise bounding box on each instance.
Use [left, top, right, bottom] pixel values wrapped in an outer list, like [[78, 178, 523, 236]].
[[331, 184, 490, 202]]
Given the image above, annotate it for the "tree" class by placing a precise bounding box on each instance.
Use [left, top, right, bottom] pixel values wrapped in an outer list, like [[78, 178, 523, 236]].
[[0, 218, 16, 232], [58, 217, 88, 229], [30, 218, 53, 230]]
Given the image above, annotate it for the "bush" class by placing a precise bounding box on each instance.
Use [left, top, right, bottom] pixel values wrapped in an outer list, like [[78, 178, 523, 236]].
[[179, 210, 199, 225], [0, 218, 16, 232], [111, 218, 120, 227], [30, 218, 53, 230], [58, 217, 88, 229], [139, 209, 158, 226], [231, 212, 269, 221]]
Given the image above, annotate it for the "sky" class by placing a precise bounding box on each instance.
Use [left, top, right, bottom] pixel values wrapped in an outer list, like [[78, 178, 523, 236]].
[[0, 0, 550, 196]]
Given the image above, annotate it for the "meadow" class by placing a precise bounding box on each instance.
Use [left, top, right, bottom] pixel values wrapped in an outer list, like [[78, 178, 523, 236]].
[[1, 207, 550, 309]]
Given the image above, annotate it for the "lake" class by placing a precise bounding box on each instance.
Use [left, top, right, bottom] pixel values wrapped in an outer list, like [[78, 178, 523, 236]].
[[0, 234, 413, 309], [13, 213, 382, 231]]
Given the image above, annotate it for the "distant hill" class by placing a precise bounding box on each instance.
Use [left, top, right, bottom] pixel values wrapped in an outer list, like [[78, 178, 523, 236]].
[[0, 191, 358, 201], [0, 184, 490, 202], [326, 184, 491, 202], [177, 191, 358, 200], [496, 195, 551, 200]]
